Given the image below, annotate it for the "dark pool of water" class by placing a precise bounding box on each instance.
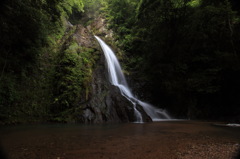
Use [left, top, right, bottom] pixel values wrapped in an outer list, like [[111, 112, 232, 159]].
[[1, 121, 240, 159]]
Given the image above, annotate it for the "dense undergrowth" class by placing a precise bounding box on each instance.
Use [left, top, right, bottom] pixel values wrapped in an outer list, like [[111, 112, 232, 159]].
[[104, 0, 240, 121], [0, 0, 102, 124]]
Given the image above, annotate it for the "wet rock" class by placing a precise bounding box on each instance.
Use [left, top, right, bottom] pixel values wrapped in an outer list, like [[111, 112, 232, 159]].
[[136, 104, 152, 122], [76, 53, 152, 123], [72, 20, 151, 123], [77, 55, 134, 123]]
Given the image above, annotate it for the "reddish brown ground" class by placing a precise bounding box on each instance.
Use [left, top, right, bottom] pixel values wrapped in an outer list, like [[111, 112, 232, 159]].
[[0, 121, 240, 159]]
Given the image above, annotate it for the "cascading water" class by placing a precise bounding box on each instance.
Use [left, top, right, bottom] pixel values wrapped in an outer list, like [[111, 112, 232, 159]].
[[95, 36, 171, 122]]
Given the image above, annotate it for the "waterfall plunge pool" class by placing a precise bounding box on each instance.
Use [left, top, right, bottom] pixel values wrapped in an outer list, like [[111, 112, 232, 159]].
[[1, 121, 240, 159]]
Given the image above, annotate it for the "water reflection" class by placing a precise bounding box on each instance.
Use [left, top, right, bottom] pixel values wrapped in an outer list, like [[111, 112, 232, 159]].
[[0, 121, 240, 159]]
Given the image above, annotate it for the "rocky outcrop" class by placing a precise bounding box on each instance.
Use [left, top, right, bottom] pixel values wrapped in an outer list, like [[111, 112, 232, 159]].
[[74, 24, 94, 48], [77, 54, 138, 123], [71, 20, 151, 123], [87, 16, 114, 39]]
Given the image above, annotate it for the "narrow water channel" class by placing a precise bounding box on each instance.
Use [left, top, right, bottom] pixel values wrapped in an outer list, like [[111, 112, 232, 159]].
[[0, 121, 240, 159]]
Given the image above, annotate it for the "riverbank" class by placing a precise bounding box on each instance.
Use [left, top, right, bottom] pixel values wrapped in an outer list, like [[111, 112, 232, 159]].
[[0, 121, 239, 159]]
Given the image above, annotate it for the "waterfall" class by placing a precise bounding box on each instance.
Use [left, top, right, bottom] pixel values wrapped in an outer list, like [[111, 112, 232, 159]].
[[95, 36, 171, 122]]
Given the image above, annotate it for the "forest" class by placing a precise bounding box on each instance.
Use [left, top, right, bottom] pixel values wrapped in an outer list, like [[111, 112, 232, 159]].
[[0, 0, 240, 124]]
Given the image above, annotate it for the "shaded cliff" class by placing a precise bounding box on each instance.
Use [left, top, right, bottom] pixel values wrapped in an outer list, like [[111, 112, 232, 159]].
[[53, 19, 151, 123], [72, 21, 151, 123]]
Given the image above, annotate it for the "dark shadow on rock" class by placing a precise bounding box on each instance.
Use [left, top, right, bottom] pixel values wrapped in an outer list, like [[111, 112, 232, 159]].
[[136, 104, 152, 122], [77, 54, 137, 123]]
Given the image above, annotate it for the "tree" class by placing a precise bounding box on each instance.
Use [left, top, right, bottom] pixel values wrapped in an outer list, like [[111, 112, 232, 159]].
[[106, 0, 240, 120]]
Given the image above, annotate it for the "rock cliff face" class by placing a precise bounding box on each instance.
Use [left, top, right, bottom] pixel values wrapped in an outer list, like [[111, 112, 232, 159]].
[[70, 19, 151, 123], [78, 55, 134, 123]]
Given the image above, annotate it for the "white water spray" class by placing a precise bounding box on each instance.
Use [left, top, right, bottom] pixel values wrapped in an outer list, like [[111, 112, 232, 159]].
[[95, 36, 171, 122]]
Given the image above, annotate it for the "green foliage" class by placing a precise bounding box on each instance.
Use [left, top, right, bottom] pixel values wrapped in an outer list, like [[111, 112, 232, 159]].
[[105, 0, 240, 120], [57, 0, 84, 17], [188, 0, 201, 7], [0, 0, 86, 124], [83, 0, 106, 12], [52, 35, 98, 114], [0, 75, 18, 121], [69, 0, 106, 26], [104, 0, 139, 50]]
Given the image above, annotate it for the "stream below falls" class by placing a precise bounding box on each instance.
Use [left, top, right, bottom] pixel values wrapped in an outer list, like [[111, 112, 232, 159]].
[[0, 121, 240, 159]]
